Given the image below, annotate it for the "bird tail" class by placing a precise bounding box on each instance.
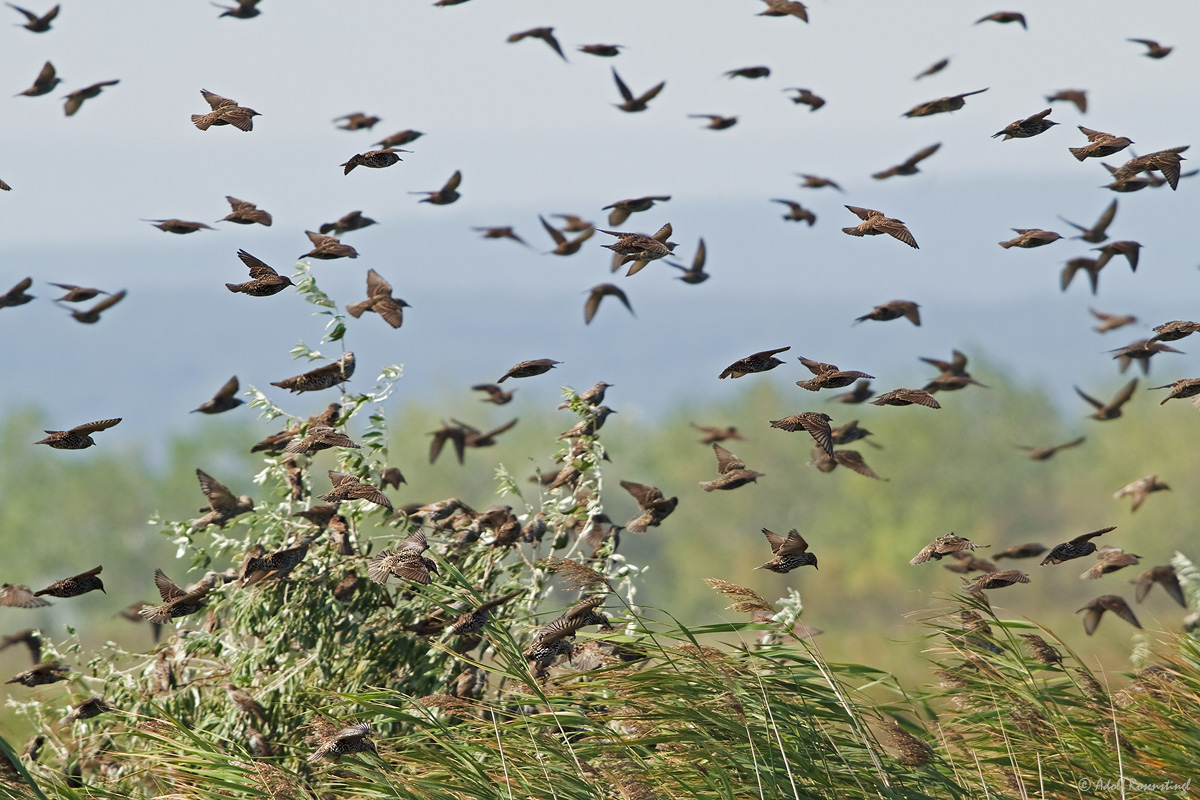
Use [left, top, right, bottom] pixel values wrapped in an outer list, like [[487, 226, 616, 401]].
[[999, 241, 1015, 249], [191, 114, 212, 131], [1068, 146, 1089, 162], [345, 301, 369, 318]]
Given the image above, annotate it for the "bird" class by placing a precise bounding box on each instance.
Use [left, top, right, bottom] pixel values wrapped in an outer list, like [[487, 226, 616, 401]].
[[1149, 320, 1200, 343], [966, 570, 1030, 593], [1109, 339, 1181, 374], [578, 44, 622, 57], [974, 11, 1027, 28], [380, 468, 405, 491], [829, 380, 875, 404], [910, 534, 984, 565], [308, 719, 376, 763], [829, 419, 876, 447], [1127, 38, 1172, 59], [62, 290, 123, 324], [472, 384, 514, 405], [271, 353, 356, 393], [1077, 595, 1141, 635], [552, 214, 594, 232], [191, 89, 259, 131], [783, 88, 824, 110], [62, 696, 113, 726], [1040, 527, 1115, 565], [193, 468, 254, 529], [411, 170, 462, 205], [758, 0, 808, 21], [756, 529, 817, 572], [992, 108, 1056, 140], [7, 2, 56, 31], [725, 66, 770, 79], [794, 357, 875, 392], [914, 58, 949, 79], [1045, 89, 1087, 113], [558, 406, 616, 440], [584, 284, 634, 324], [689, 114, 738, 130], [224, 684, 267, 723], [807, 447, 883, 479], [598, 224, 677, 276], [300, 230, 359, 260], [225, 250, 293, 296], [719, 346, 790, 379], [602, 196, 671, 226], [15, 61, 60, 97], [1080, 548, 1141, 580], [1061, 257, 1104, 294], [768, 411, 834, 455], [320, 211, 377, 236], [560, 381, 613, 410], [1114, 475, 1169, 512], [333, 112, 381, 131], [215, 0, 262, 18], [346, 269, 409, 329], [340, 149, 407, 175], [368, 531, 437, 586], [992, 543, 1048, 560], [1014, 436, 1085, 461], [34, 418, 121, 449], [498, 359, 560, 382], [34, 566, 104, 598], [667, 238, 709, 284], [1092, 240, 1141, 272], [374, 129, 423, 148], [0, 178, 8, 190], [285, 426, 360, 456], [1076, 378, 1137, 420], [321, 471, 393, 511], [1108, 147, 1189, 191], [144, 219, 214, 234], [455, 418, 519, 451], [690, 423, 745, 444], [1089, 309, 1137, 334], [0, 584, 50, 609], [842, 206, 919, 248], [1069, 126, 1133, 161], [0, 629, 41, 664], [797, 174, 842, 191], [473, 226, 527, 246], [6, 662, 69, 687], [1149, 378, 1200, 408], [611, 68, 665, 113], [872, 143, 941, 179], [620, 481, 678, 533], [0, 278, 34, 308], [1130, 566, 1185, 607], [871, 388, 940, 409], [771, 200, 816, 225], [856, 301, 920, 326], [240, 538, 314, 585], [507, 27, 566, 60], [218, 196, 272, 226], [139, 569, 211, 624], [902, 88, 987, 118], [699, 443, 764, 492], [1059, 199, 1117, 243], [539, 215, 594, 255], [998, 229, 1061, 248]]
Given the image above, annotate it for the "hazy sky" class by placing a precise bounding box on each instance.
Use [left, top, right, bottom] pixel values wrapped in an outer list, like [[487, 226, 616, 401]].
[[1, 0, 1197, 437]]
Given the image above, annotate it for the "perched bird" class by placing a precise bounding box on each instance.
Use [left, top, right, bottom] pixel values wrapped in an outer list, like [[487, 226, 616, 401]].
[[910, 534, 984, 565], [758, 0, 808, 21], [340, 149, 407, 175], [611, 68, 665, 113], [1114, 475, 1169, 512], [756, 528, 817, 572], [992, 108, 1056, 140], [1077, 595, 1141, 635], [0, 629, 40, 664], [63, 80, 119, 116], [829, 380, 875, 404], [1149, 320, 1200, 343], [411, 170, 462, 205], [139, 569, 211, 624], [699, 443, 764, 491], [1014, 436, 1085, 461], [144, 219, 214, 234], [992, 543, 1048, 560], [807, 447, 882, 479], [771, 200, 816, 225], [578, 44, 622, 57], [1128, 38, 1172, 59], [842, 206, 918, 248], [540, 215, 594, 255], [0, 584, 50, 609], [1040, 527, 1115, 565], [1046, 89, 1087, 113], [1150, 378, 1200, 408], [334, 112, 381, 131], [271, 352, 356, 392], [667, 238, 709, 284], [1109, 339, 1181, 374], [690, 423, 745, 444], [584, 283, 634, 324], [6, 661, 69, 687], [620, 481, 678, 533], [794, 357, 875, 392], [1061, 257, 1103, 294], [218, 196, 272, 226], [320, 211, 377, 235], [215, 0, 262, 18], [783, 88, 824, 110], [1130, 565, 1185, 607], [872, 143, 941, 179], [719, 346, 790, 379], [1089, 308, 1137, 334], [191, 89, 259, 131], [224, 684, 267, 723], [871, 388, 940, 409], [34, 566, 104, 598], [966, 570, 1030, 592], [1081, 548, 1141, 580], [903, 88, 987, 118], [1076, 378, 1137, 420], [998, 229, 1061, 248], [321, 471, 393, 511], [373, 129, 423, 149], [1108, 147, 1189, 191], [974, 11, 1026, 28], [193, 468, 254, 529], [225, 250, 293, 296], [472, 384, 514, 405], [797, 174, 842, 191], [602, 196, 670, 226], [558, 406, 616, 439], [768, 411, 833, 455], [1059, 199, 1117, 243], [285, 426, 360, 456], [856, 300, 920, 326], [498, 358, 560, 382], [689, 114, 738, 130], [308, 719, 375, 763], [1092, 240, 1141, 272], [473, 226, 527, 246], [558, 380, 612, 409], [7, 3, 57, 31], [346, 269, 409, 329], [15, 61, 60, 97], [914, 58, 949, 80], [368, 531, 437, 586], [507, 27, 566, 60], [1069, 126, 1133, 161], [725, 66, 770, 79], [0, 278, 34, 308], [34, 418, 121, 449]]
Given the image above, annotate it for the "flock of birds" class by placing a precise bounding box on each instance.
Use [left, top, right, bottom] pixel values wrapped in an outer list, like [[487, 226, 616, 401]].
[[1, 0, 1198, 768]]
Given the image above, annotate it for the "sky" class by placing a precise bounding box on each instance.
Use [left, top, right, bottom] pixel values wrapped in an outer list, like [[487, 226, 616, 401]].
[[1, 0, 1197, 438]]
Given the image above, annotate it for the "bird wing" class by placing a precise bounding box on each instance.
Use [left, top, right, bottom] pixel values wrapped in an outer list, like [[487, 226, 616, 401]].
[[197, 468, 236, 510], [621, 480, 663, 510], [1110, 378, 1138, 408], [72, 418, 122, 434], [611, 68, 634, 102], [365, 268, 392, 298], [201, 89, 236, 109], [237, 250, 278, 278], [153, 569, 185, 602], [637, 81, 666, 104], [844, 205, 877, 221], [443, 170, 463, 192], [539, 215, 566, 246], [712, 443, 745, 474], [905, 142, 941, 167], [87, 290, 126, 314], [214, 376, 240, 401]]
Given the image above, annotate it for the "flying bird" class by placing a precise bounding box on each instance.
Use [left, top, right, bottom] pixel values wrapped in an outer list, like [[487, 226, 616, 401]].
[[473, 226, 527, 246], [871, 388, 941, 409], [578, 44, 622, 57], [1040, 527, 1115, 565], [756, 529, 817, 572], [1014, 436, 1085, 461], [62, 80, 120, 116], [1089, 308, 1137, 334], [1059, 199, 1117, 243], [34, 566, 104, 598], [498, 359, 560, 382], [1130, 566, 1185, 607], [60, 289, 124, 324], [1069, 126, 1133, 161], [321, 471, 392, 511], [1077, 595, 1140, 635], [797, 174, 842, 191], [193, 469, 254, 529], [855, 300, 920, 326], [584, 283, 634, 324], [539, 215, 594, 255], [998, 229, 1061, 248], [1149, 378, 1200, 408], [1, 278, 34, 308], [903, 88, 987, 118], [842, 206, 918, 248], [333, 112, 380, 131], [191, 89, 259, 131], [507, 27, 566, 60], [34, 418, 121, 449], [139, 569, 211, 624], [1127, 38, 1172, 59], [1150, 320, 1200, 343], [768, 411, 834, 455], [340, 148, 407, 175], [719, 346, 790, 379], [271, 353, 356, 393], [300, 230, 358, 259], [7, 3, 57, 32], [1093, 240, 1141, 272], [225, 250, 293, 296], [145, 219, 214, 234], [602, 195, 670, 226], [689, 114, 738, 130], [914, 58, 949, 80], [699, 443, 764, 491], [472, 384, 514, 405], [758, 0, 808, 21], [771, 200, 816, 225], [807, 447, 883, 479], [192, 376, 243, 414], [1045, 89, 1087, 113], [346, 269, 409, 329], [1109, 339, 1181, 374], [1075, 378, 1137, 420], [611, 68, 665, 113], [285, 426, 360, 456], [411, 170, 462, 205], [992, 108, 1056, 140], [1108, 147, 1189, 191], [599, 224, 676, 276], [974, 11, 1026, 28], [0, 584, 50, 609], [1061, 257, 1103, 294], [320, 211, 377, 235], [218, 196, 272, 226], [783, 88, 824, 110], [910, 534, 984, 565], [872, 143, 941, 179], [215, 0, 261, 18], [620, 480, 678, 533], [1114, 475, 1169, 512], [690, 423, 745, 444], [15, 61, 60, 96], [6, 661, 69, 687], [794, 357, 875, 391], [726, 66, 770, 79], [1080, 548, 1141, 580], [667, 238, 709, 284], [368, 531, 437, 586], [829, 380, 875, 404]]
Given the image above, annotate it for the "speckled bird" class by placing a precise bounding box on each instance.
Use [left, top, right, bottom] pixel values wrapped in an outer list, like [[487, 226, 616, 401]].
[[285, 426, 360, 455], [63, 696, 114, 723], [871, 388, 941, 409], [903, 88, 987, 118], [139, 569, 211, 624], [768, 411, 834, 454], [219, 196, 272, 226], [558, 406, 615, 439], [368, 531, 437, 586], [719, 346, 790, 379], [599, 223, 676, 276], [1069, 126, 1132, 161], [620, 480, 678, 533], [321, 471, 393, 511], [807, 446, 883, 479], [35, 418, 121, 449], [340, 148, 406, 175], [1109, 147, 1189, 191], [1080, 548, 1141, 580], [271, 352, 356, 393], [193, 468, 254, 529], [225, 250, 293, 296], [992, 108, 1056, 140], [1040, 526, 1115, 565], [346, 269, 409, 328], [6, 661, 68, 687], [842, 206, 919, 248], [1150, 378, 1200, 407], [498, 358, 560, 382], [191, 89, 259, 131], [794, 357, 875, 391], [308, 719, 375, 763], [34, 566, 104, 598], [699, 443, 764, 491], [966, 570, 1030, 592], [999, 228, 1061, 248], [756, 528, 817, 572], [910, 534, 983, 565]]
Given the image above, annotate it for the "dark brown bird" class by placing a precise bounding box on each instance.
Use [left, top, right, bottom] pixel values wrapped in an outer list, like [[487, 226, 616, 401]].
[[719, 346, 790, 379], [943, 552, 998, 575], [553, 214, 594, 232], [1040, 527, 1115, 565], [145, 219, 214, 234], [725, 66, 770, 79], [1130, 565, 1185, 607], [0, 178, 9, 190], [540, 215, 595, 255], [829, 380, 875, 404], [999, 228, 1061, 248], [621, 480, 678, 533], [49, 283, 104, 302], [240, 537, 314, 585], [1114, 474, 1169, 512], [1015, 436, 1085, 461], [191, 89, 259, 131], [223, 684, 266, 723], [346, 269, 409, 328], [455, 418, 518, 451], [445, 590, 523, 638], [6, 661, 68, 687], [1076, 378, 1137, 420], [215, 0, 262, 18], [1150, 378, 1200, 408], [225, 250, 293, 296], [690, 422, 745, 444], [472, 384, 514, 405], [992, 543, 1047, 560], [558, 380, 613, 409], [856, 300, 920, 326], [783, 88, 824, 110], [428, 424, 468, 464], [507, 27, 566, 60], [308, 719, 375, 763], [63, 696, 114, 723], [920, 350, 971, 378], [1109, 339, 1181, 374], [966, 570, 1030, 592], [689, 114, 738, 130], [0, 629, 40, 664], [334, 112, 381, 131], [193, 468, 254, 529], [320, 211, 377, 235], [578, 44, 622, 57], [599, 223, 676, 276], [139, 569, 211, 624], [498, 358, 560, 382], [842, 206, 918, 248], [558, 406, 616, 439], [758, 0, 808, 20], [914, 58, 949, 80], [16, 61, 60, 96], [604, 196, 670, 226], [1069, 126, 1133, 161], [666, 238, 708, 284], [1078, 595, 1140, 635], [1060, 199, 1117, 243], [795, 357, 875, 391], [380, 468, 405, 491], [0, 584, 50, 609], [771, 200, 816, 225], [7, 3, 57, 31], [368, 530, 437, 586], [1089, 308, 1137, 334], [1081, 548, 1141, 580], [807, 447, 883, 479], [755, 528, 817, 572], [871, 388, 941, 409], [473, 226, 527, 246], [63, 80, 118, 116], [340, 148, 407, 175], [1061, 257, 1103, 294], [62, 289, 125, 324], [34, 566, 104, 598], [699, 443, 764, 491], [1128, 38, 1172, 58], [993, 108, 1056, 140], [872, 143, 941, 179], [411, 170, 462, 205], [271, 352, 356, 392], [1, 278, 34, 308], [1109, 147, 1189, 190], [285, 426, 360, 455], [321, 471, 393, 511], [903, 88, 987, 118], [797, 174, 842, 191], [1046, 89, 1087, 113], [218, 196, 272, 226], [34, 418, 121, 449], [910, 534, 984, 565], [611, 68, 665, 113], [1092, 240, 1141, 272], [584, 283, 634, 324], [975, 11, 1026, 28], [1150, 320, 1200, 343], [829, 419, 875, 447]]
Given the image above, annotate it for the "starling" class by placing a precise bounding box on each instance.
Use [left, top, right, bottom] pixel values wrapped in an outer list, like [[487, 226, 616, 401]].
[[340, 148, 407, 175], [1150, 378, 1200, 407], [1131, 565, 1185, 607], [794, 357, 875, 391], [374, 129, 424, 148], [251, 427, 300, 454], [1108, 147, 1189, 191], [498, 358, 560, 382], [218, 196, 272, 226], [807, 447, 883, 479], [1059, 199, 1117, 243], [145, 219, 214, 234], [690, 423, 744, 444], [1080, 548, 1141, 580], [6, 661, 68, 687], [584, 283, 634, 324], [7, 2, 56, 31], [553, 214, 594, 232], [923, 373, 987, 393], [411, 170, 462, 205], [699, 443, 764, 491], [63, 80, 119, 116], [974, 11, 1027, 28], [902, 88, 987, 118], [321, 471, 393, 511], [0, 584, 50, 609], [829, 380, 875, 404], [507, 27, 566, 60], [992, 543, 1047, 560], [1089, 308, 1137, 334], [473, 226, 527, 246], [446, 591, 523, 637], [1040, 526, 1115, 565], [719, 346, 790, 379], [540, 215, 595, 255], [783, 88, 824, 110], [1046, 89, 1087, 113], [34, 418, 121, 449], [872, 143, 941, 179], [49, 283, 106, 303], [139, 569, 211, 624], [579, 44, 622, 57], [333, 112, 381, 131], [271, 352, 356, 392], [346, 269, 409, 328], [611, 68, 665, 113], [598, 223, 676, 276], [998, 228, 1062, 248], [380, 468, 405, 491], [910, 534, 984, 565], [1109, 339, 1180, 374], [473, 384, 514, 405], [428, 424, 468, 464], [63, 696, 114, 723], [829, 419, 875, 447], [1, 278, 34, 308], [320, 211, 377, 235], [967, 570, 1030, 592], [768, 411, 833, 455], [332, 569, 359, 602], [308, 719, 375, 763], [16, 61, 60, 96], [563, 381, 613, 408], [1075, 379, 1137, 420], [456, 418, 518, 450], [842, 206, 918, 248], [1113, 475, 1169, 512], [1078, 595, 1141, 635], [368, 530, 437, 585], [34, 566, 104, 598], [0, 178, 9, 190], [993, 108, 1057, 140], [620, 480, 678, 533], [1128, 38, 1172, 59], [871, 388, 940, 409], [666, 238, 709, 284], [725, 66, 770, 79], [797, 174, 842, 190], [215, 0, 261, 17], [758, 0, 808, 21], [558, 406, 616, 439], [61, 289, 124, 324], [1069, 126, 1133, 161], [856, 300, 920, 326], [1014, 436, 1085, 461], [1061, 257, 1103, 294], [920, 350, 972, 378], [224, 684, 267, 722], [285, 426, 360, 455], [689, 114, 738, 130], [241, 538, 314, 585], [225, 250, 293, 296], [771, 200, 816, 225], [1092, 240, 1141, 272], [943, 552, 997, 575], [755, 528, 817, 573], [0, 629, 41, 663], [191, 89, 259, 131]]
